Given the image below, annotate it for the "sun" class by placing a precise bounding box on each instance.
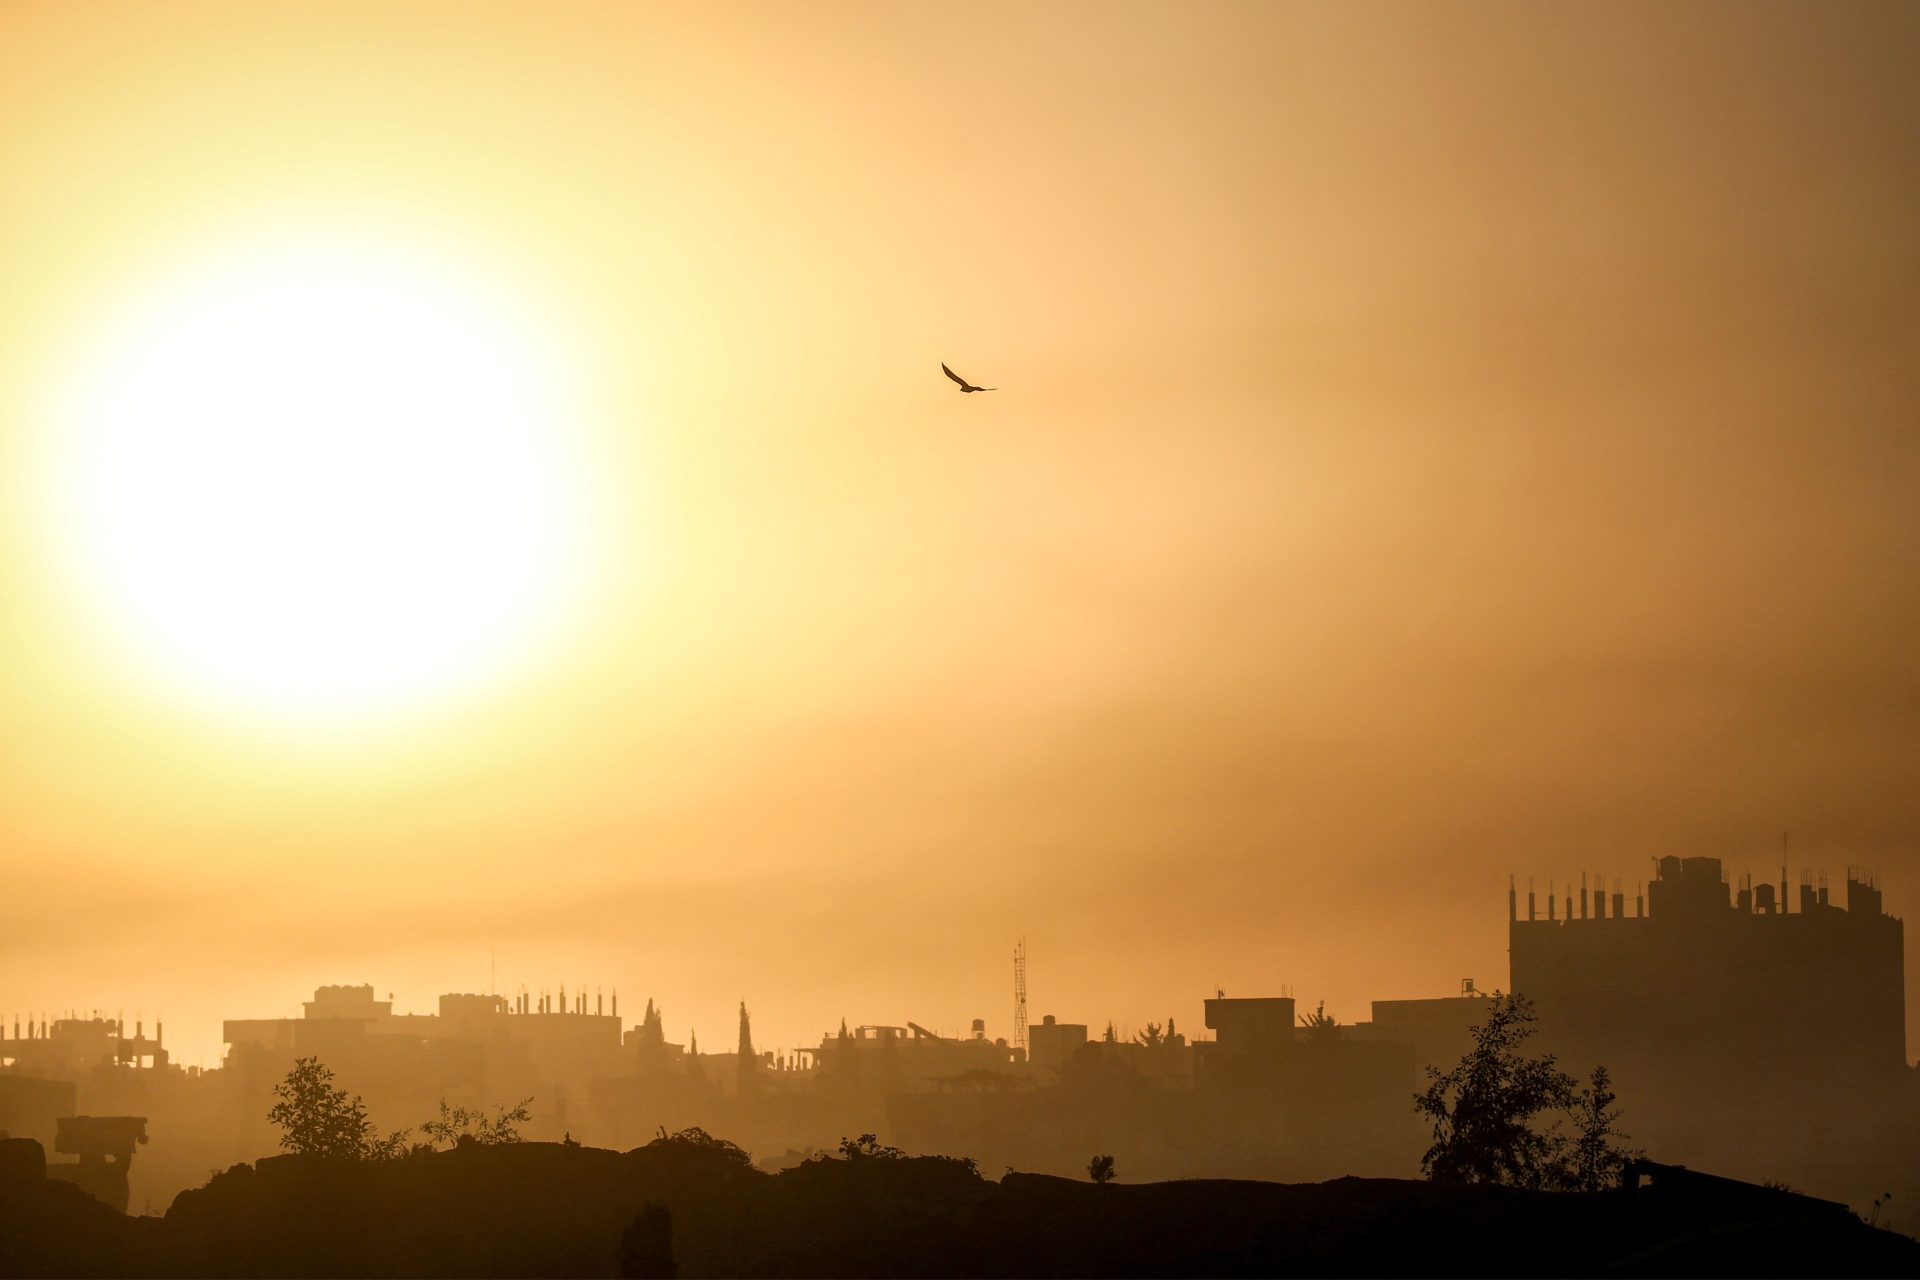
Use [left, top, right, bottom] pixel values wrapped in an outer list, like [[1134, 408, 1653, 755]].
[[33, 229, 601, 732]]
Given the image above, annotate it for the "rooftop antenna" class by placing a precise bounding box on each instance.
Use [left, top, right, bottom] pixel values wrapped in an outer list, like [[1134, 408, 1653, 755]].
[[1013, 937, 1028, 1053]]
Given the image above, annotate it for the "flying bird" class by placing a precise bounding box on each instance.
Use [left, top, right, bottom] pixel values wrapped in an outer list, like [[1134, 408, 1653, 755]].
[[941, 362, 995, 393]]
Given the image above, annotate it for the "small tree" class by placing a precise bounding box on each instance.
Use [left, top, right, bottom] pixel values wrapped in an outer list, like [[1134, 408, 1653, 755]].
[[1088, 1154, 1116, 1185], [1414, 994, 1575, 1188], [1562, 1066, 1641, 1191], [1133, 1022, 1166, 1049], [1299, 1001, 1340, 1041], [836, 1133, 905, 1160], [418, 1097, 534, 1149], [650, 1125, 753, 1170], [267, 1057, 408, 1160]]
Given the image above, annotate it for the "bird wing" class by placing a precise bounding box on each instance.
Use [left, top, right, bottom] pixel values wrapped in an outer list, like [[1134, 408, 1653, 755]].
[[941, 363, 969, 388]]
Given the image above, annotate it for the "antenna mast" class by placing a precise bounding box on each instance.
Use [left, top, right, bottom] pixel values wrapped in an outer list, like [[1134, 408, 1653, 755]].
[[1013, 937, 1028, 1052]]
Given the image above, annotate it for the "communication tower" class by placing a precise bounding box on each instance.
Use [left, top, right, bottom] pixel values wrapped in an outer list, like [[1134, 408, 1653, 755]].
[[1013, 937, 1028, 1052]]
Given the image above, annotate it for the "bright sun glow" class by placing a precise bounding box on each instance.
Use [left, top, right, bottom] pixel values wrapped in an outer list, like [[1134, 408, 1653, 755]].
[[36, 230, 599, 732]]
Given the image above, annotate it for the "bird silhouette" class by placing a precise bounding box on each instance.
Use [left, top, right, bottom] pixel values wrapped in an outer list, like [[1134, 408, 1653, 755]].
[[941, 362, 995, 393]]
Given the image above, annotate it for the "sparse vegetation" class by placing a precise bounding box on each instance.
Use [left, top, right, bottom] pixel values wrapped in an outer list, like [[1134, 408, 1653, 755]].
[[1299, 1001, 1340, 1040], [1414, 993, 1639, 1191], [266, 1057, 409, 1161], [836, 1133, 905, 1160], [649, 1125, 753, 1169], [1562, 1066, 1642, 1191], [418, 1097, 533, 1149], [1131, 1017, 1181, 1048], [20, 1120, 1920, 1277]]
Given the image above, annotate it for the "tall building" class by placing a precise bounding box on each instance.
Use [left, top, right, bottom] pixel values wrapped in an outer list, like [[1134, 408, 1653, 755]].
[[1509, 855, 1905, 1187]]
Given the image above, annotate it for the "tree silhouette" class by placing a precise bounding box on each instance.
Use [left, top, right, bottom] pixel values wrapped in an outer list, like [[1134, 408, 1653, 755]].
[[1414, 993, 1576, 1188], [266, 1057, 407, 1160], [635, 999, 671, 1081], [825, 1018, 862, 1094], [649, 1125, 753, 1169], [836, 1133, 906, 1160], [1088, 1154, 1116, 1185], [1299, 1000, 1340, 1041], [1562, 1066, 1641, 1191], [736, 1001, 758, 1094], [1133, 1022, 1166, 1049], [418, 1097, 533, 1149], [685, 1030, 705, 1087]]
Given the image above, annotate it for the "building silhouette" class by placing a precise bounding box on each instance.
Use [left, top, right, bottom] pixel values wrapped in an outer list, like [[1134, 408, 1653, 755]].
[[2, 856, 1912, 1224], [1510, 855, 1906, 1184]]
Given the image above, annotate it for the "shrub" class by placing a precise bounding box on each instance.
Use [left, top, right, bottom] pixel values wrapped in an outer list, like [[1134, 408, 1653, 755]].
[[266, 1057, 408, 1161]]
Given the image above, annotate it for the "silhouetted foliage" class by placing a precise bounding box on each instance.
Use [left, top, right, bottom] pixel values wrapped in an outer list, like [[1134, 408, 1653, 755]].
[[364, 1127, 412, 1161], [801, 1133, 978, 1180], [648, 1125, 753, 1169], [1130, 1017, 1181, 1048], [1299, 1000, 1340, 1040], [836, 1132, 905, 1160], [1563, 1066, 1642, 1191], [618, 1202, 675, 1279], [24, 1124, 1920, 1278], [1415, 995, 1644, 1192], [418, 1096, 533, 1149], [1088, 1154, 1117, 1185], [266, 1057, 408, 1160], [1415, 994, 1576, 1188]]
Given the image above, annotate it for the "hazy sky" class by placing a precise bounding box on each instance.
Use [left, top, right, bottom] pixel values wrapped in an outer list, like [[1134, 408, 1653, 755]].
[[3, 1, 1917, 1069]]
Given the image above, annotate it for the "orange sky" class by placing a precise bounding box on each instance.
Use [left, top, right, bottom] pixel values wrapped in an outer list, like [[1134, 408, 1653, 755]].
[[3, 1, 1918, 1070]]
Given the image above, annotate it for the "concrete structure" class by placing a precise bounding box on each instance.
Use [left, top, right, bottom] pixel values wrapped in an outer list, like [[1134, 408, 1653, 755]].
[[1200, 997, 1296, 1079], [1354, 988, 1491, 1087], [1026, 1015, 1087, 1075], [0, 1014, 169, 1077], [223, 983, 626, 1154], [48, 1114, 147, 1212], [1510, 854, 1906, 1182]]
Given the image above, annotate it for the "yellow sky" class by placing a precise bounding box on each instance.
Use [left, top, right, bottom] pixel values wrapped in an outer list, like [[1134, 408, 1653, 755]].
[[3, 1, 1918, 1069]]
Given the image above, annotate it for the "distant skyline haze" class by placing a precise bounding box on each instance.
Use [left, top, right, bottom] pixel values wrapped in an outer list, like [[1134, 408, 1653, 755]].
[[0, 0, 1916, 1073]]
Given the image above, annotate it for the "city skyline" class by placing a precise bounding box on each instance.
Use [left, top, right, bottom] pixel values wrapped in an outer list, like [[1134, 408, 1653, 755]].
[[6, 3, 1920, 1247], [4, 847, 1906, 1234], [5, 849, 1900, 1076]]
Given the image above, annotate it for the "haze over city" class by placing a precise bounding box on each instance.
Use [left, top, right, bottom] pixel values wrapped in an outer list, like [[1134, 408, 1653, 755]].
[[4, 0, 1918, 1085]]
